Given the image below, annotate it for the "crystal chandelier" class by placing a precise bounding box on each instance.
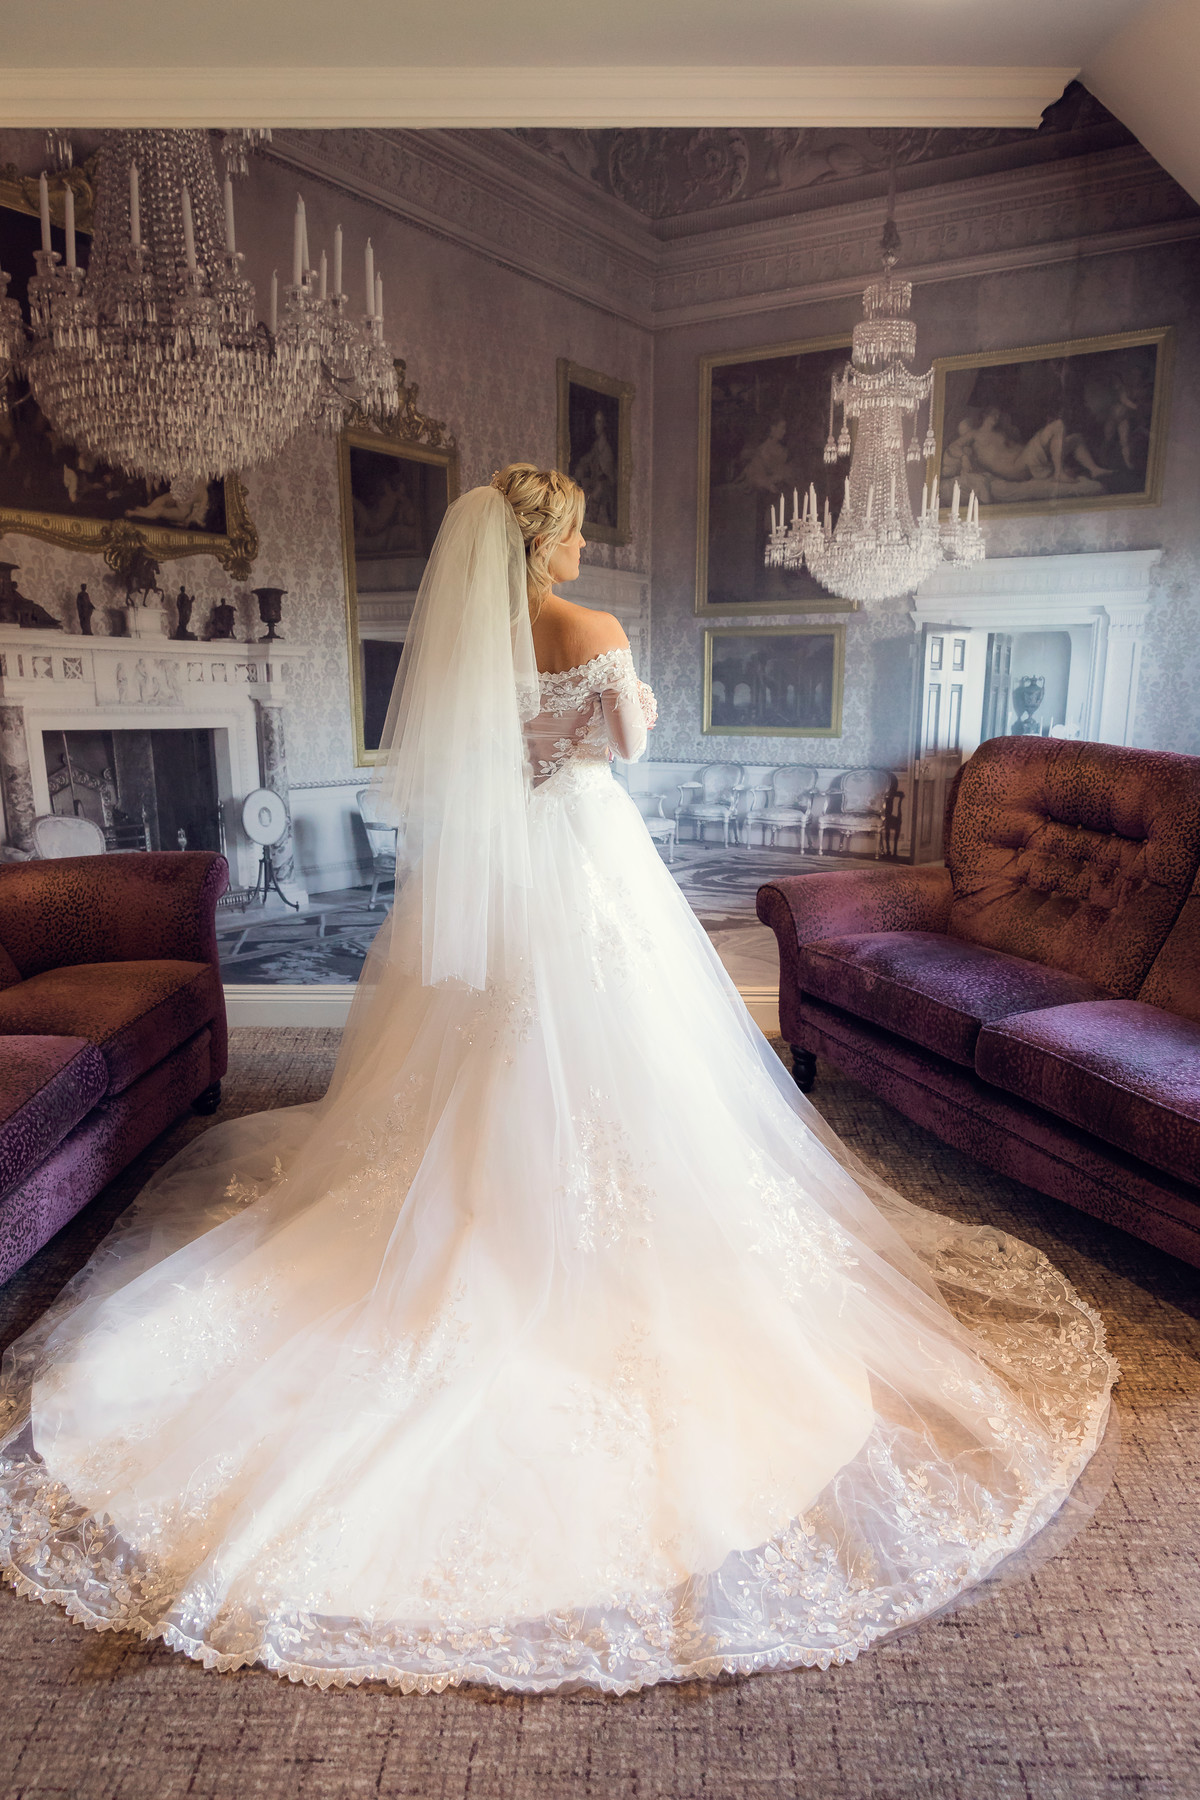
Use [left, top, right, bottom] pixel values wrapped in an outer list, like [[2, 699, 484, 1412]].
[[13, 130, 398, 488], [765, 218, 983, 603]]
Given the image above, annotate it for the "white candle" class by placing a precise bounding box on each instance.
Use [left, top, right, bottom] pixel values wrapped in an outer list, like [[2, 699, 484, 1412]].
[[223, 175, 237, 254], [319, 249, 328, 300], [792, 486, 799, 522], [300, 200, 309, 278], [824, 496, 832, 534], [292, 197, 304, 286], [375, 272, 384, 327], [866, 483, 875, 523], [129, 161, 141, 247], [365, 239, 374, 314], [181, 185, 197, 271], [269, 270, 278, 334], [38, 173, 51, 253], [809, 481, 818, 515], [951, 478, 961, 520], [64, 182, 76, 269], [333, 224, 343, 295], [770, 502, 776, 533], [890, 471, 896, 514]]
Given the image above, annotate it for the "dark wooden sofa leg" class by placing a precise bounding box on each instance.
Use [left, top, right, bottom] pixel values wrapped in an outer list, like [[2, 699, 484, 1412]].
[[789, 1048, 816, 1093], [192, 1082, 222, 1116]]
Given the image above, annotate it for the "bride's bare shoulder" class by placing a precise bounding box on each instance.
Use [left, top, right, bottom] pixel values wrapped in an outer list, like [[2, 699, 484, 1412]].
[[567, 604, 629, 656], [536, 600, 629, 672]]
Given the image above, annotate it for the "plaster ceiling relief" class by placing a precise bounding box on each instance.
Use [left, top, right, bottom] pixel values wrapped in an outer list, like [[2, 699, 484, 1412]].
[[508, 84, 1134, 227]]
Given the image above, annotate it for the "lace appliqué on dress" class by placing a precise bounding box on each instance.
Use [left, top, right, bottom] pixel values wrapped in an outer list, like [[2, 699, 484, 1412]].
[[561, 1090, 654, 1252], [744, 1150, 862, 1302]]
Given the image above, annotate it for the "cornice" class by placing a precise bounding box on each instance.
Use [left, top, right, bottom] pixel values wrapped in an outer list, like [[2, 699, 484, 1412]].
[[0, 65, 1076, 130], [651, 145, 1200, 324], [268, 129, 656, 325], [266, 134, 1200, 332]]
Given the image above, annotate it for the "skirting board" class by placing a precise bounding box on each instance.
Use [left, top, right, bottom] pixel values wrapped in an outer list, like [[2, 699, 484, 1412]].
[[224, 982, 781, 1037]]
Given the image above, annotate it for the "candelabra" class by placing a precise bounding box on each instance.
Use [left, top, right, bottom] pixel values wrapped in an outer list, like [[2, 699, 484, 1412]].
[[13, 130, 398, 488], [765, 220, 983, 602]]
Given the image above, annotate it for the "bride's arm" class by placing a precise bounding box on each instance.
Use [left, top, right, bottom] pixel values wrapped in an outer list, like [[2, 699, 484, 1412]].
[[600, 648, 657, 763]]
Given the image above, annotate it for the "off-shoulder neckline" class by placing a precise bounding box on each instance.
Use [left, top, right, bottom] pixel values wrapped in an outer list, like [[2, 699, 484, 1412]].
[[536, 647, 632, 682]]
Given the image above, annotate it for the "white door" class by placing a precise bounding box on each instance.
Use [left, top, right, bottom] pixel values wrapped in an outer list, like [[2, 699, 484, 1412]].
[[908, 626, 988, 862]]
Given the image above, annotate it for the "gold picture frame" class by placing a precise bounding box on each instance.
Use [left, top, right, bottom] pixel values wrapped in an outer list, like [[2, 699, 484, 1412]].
[[696, 334, 857, 617], [339, 414, 459, 768], [0, 464, 259, 580], [928, 327, 1174, 519], [703, 624, 845, 738], [556, 358, 633, 547]]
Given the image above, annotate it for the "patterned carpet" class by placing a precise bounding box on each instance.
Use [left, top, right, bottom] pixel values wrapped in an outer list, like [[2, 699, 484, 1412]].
[[1, 1029, 1196, 1797]]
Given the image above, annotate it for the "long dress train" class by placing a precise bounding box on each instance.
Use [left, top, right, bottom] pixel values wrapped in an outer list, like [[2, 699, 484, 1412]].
[[0, 579, 1115, 1695]]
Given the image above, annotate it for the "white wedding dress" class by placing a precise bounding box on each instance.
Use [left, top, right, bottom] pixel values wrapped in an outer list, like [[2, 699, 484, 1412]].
[[0, 493, 1116, 1695]]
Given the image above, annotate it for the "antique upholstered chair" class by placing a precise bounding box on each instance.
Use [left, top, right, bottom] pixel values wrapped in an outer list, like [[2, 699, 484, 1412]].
[[356, 788, 400, 909], [814, 768, 899, 859], [743, 766, 819, 850], [31, 815, 107, 858], [631, 791, 678, 863], [675, 765, 745, 848]]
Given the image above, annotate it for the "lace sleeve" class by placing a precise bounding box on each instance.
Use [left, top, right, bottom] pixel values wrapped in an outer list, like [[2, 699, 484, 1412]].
[[598, 648, 657, 764]]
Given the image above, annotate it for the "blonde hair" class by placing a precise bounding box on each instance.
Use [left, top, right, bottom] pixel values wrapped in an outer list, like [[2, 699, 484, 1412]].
[[490, 462, 585, 618]]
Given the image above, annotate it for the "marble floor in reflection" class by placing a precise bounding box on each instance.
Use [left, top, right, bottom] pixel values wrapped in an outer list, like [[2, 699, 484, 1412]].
[[215, 840, 883, 988]]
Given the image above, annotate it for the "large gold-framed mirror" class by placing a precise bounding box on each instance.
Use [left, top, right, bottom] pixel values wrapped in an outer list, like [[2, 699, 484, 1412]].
[[339, 427, 459, 767]]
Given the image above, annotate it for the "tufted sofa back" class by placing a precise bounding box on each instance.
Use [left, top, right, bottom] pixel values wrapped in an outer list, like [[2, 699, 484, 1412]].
[[945, 737, 1200, 997]]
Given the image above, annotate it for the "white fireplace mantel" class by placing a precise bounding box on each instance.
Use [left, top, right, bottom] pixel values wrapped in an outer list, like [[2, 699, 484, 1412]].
[[912, 548, 1162, 747], [0, 628, 315, 891]]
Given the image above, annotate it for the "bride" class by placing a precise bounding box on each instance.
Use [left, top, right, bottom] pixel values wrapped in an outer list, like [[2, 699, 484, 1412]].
[[0, 465, 1115, 1694]]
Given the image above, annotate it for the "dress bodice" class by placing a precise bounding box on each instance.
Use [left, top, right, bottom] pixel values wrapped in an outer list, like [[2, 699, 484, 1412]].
[[525, 646, 658, 787]]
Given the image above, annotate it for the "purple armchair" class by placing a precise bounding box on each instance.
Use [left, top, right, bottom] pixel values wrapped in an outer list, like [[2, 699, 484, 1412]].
[[758, 737, 1200, 1268], [0, 851, 229, 1284]]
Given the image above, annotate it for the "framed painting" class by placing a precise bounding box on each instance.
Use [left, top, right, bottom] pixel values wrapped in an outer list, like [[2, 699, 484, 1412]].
[[556, 358, 633, 547], [0, 178, 257, 576], [338, 428, 459, 766], [702, 625, 845, 738], [929, 328, 1174, 518], [697, 334, 857, 616]]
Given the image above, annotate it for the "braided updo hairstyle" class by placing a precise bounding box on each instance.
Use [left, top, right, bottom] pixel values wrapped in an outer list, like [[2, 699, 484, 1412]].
[[490, 463, 585, 619]]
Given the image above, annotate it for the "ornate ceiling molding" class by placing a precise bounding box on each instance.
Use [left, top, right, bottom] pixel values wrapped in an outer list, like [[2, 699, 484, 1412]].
[[269, 132, 1200, 332], [269, 130, 656, 324], [651, 145, 1200, 324], [0, 65, 1077, 130]]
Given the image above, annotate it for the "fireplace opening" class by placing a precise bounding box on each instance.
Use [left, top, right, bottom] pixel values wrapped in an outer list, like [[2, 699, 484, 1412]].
[[44, 728, 223, 853]]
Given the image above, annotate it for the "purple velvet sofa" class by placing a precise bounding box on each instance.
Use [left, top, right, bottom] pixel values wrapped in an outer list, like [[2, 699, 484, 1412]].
[[757, 737, 1200, 1268], [0, 851, 229, 1284]]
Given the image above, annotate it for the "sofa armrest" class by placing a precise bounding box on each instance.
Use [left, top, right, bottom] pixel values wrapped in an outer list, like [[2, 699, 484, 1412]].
[[757, 863, 953, 946], [757, 864, 953, 1044], [0, 851, 229, 980]]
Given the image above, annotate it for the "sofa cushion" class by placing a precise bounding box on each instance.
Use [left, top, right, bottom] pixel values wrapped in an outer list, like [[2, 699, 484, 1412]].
[[976, 1000, 1200, 1189], [0, 961, 221, 1097], [946, 737, 1200, 996], [0, 1035, 109, 1194], [797, 930, 1105, 1067]]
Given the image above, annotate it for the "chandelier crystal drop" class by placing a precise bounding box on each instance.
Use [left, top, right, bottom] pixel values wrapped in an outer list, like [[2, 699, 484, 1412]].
[[16, 130, 398, 488], [765, 220, 984, 602]]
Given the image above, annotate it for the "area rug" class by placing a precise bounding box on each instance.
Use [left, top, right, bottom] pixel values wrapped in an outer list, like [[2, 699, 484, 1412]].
[[0, 1029, 1195, 1800]]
